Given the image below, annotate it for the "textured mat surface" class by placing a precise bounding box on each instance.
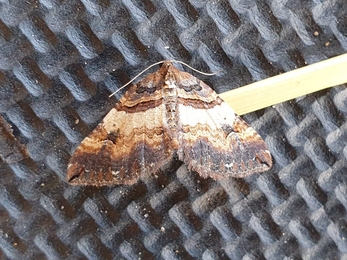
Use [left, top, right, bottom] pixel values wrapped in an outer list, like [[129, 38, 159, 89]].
[[1, 1, 347, 259]]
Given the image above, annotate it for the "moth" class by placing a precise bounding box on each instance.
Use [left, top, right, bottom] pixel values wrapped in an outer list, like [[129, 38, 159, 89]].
[[67, 61, 272, 186]]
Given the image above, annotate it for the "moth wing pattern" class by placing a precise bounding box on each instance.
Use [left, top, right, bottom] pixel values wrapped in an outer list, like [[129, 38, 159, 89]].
[[177, 103, 272, 178], [171, 68, 272, 179], [67, 61, 272, 186], [67, 72, 176, 186]]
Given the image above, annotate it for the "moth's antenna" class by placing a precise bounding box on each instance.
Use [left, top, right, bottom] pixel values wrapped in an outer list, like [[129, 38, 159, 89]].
[[169, 60, 219, 76], [109, 61, 166, 97], [109, 60, 218, 97]]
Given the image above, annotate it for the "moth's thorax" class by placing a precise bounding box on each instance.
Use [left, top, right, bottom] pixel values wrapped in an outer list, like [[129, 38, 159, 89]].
[[162, 73, 179, 131]]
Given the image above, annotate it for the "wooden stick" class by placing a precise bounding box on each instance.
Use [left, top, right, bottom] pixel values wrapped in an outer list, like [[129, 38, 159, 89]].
[[220, 53, 347, 115]]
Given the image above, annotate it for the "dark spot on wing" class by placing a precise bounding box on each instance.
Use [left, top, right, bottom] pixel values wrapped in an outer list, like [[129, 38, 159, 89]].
[[107, 129, 120, 144], [221, 124, 234, 136]]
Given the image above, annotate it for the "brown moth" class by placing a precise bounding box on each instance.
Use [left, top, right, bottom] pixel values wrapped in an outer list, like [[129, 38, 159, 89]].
[[67, 61, 272, 186]]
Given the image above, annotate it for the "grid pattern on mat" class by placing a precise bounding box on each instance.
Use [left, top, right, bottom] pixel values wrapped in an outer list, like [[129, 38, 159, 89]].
[[1, 1, 347, 259]]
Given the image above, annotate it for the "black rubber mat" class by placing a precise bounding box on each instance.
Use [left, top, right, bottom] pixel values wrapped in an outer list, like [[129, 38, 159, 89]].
[[1, 1, 347, 259]]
